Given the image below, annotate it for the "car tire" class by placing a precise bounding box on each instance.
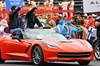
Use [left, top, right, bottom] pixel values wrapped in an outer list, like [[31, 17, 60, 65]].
[[78, 61, 90, 65], [0, 52, 5, 63], [94, 42, 100, 60], [31, 45, 44, 65]]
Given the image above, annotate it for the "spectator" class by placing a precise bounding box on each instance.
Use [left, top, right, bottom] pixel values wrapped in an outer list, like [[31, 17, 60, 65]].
[[92, 14, 97, 20], [9, 2, 25, 36], [68, 0, 74, 17], [83, 14, 88, 27], [57, 0, 69, 16], [40, 15, 47, 27], [26, 7, 42, 29], [29, 0, 40, 7], [45, 14, 56, 28], [0, 15, 8, 31], [29, 0, 36, 6], [72, 11, 84, 26], [56, 14, 62, 25], [72, 11, 84, 39], [0, 0, 5, 7], [20, 13, 26, 26], [44, 0, 54, 10], [95, 12, 100, 52], [0, 0, 6, 10], [87, 13, 95, 29]]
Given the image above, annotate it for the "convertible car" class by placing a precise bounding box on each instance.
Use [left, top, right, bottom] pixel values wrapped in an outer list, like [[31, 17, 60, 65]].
[[0, 29, 94, 65]]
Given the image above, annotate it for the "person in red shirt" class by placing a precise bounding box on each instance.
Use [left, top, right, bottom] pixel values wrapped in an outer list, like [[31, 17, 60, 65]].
[[87, 13, 95, 29]]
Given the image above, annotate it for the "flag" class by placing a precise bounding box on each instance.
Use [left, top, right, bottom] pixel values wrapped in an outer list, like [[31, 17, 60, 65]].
[[87, 27, 94, 40], [56, 25, 61, 33], [0, 31, 3, 35]]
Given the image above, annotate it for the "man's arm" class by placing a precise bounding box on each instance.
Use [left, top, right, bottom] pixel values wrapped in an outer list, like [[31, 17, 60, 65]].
[[26, 7, 37, 18], [95, 22, 100, 27], [9, 7, 21, 17], [35, 16, 42, 28], [37, 2, 40, 7], [10, 2, 25, 17]]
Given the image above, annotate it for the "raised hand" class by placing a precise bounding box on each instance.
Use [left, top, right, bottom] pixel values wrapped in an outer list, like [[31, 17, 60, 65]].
[[37, 2, 40, 6], [20, 1, 26, 8], [57, 1, 60, 3], [22, 1, 26, 6]]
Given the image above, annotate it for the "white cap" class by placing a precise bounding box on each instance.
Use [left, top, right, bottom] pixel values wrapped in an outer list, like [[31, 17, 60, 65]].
[[92, 14, 97, 17], [83, 13, 87, 16], [57, 13, 62, 17]]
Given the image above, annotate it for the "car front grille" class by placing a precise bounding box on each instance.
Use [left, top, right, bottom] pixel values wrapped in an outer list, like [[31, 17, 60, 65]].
[[57, 52, 90, 58]]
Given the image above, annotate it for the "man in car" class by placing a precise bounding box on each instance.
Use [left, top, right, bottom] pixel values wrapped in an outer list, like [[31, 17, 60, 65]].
[[9, 2, 25, 36], [95, 12, 100, 51], [25, 7, 42, 29]]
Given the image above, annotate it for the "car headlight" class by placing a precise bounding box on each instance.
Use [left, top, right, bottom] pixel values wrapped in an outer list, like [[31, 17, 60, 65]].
[[42, 42, 58, 49], [86, 41, 92, 48]]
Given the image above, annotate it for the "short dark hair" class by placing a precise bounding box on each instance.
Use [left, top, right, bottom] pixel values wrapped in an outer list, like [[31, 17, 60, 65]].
[[11, 6, 17, 11], [63, 15, 67, 19]]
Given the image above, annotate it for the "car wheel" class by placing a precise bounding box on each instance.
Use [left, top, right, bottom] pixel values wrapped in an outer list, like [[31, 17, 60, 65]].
[[94, 42, 100, 60], [0, 52, 5, 63], [78, 61, 90, 65], [31, 45, 44, 65]]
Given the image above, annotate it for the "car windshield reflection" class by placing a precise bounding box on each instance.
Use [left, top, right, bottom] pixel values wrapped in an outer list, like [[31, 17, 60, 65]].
[[22, 29, 67, 41]]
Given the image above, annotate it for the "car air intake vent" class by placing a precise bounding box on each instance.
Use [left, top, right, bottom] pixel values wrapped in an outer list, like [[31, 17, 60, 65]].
[[59, 41, 72, 43], [57, 52, 90, 58]]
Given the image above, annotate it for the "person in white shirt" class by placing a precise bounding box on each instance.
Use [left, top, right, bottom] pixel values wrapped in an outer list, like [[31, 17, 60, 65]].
[[69, 0, 74, 17], [57, 0, 69, 16], [40, 15, 47, 27], [0, 0, 6, 10], [0, 15, 8, 31], [29, 0, 36, 7], [44, 0, 54, 10]]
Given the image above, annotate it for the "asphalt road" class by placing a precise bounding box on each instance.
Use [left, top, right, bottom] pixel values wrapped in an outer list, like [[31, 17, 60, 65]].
[[0, 59, 100, 66]]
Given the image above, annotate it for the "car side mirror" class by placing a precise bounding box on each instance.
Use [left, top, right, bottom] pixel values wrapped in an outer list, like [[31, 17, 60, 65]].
[[12, 36, 21, 42]]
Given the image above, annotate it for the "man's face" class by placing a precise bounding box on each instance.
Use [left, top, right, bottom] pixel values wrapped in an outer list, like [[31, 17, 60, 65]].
[[64, 16, 68, 20], [48, 15, 51, 19], [15, 7, 17, 10], [97, 13, 100, 16], [89, 14, 92, 18], [78, 14, 81, 17], [42, 15, 45, 19], [32, 11, 36, 15]]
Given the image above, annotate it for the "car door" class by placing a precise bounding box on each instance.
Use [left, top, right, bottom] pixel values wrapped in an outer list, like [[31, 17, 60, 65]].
[[2, 37, 31, 60]]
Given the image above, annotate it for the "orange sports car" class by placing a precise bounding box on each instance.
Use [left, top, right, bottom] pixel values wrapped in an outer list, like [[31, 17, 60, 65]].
[[0, 29, 94, 65]]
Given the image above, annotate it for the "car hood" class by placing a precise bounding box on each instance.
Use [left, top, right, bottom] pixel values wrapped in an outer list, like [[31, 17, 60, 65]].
[[42, 39, 89, 51]]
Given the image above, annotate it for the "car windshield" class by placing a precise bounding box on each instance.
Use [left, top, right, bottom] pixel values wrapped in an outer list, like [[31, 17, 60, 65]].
[[22, 29, 67, 41]]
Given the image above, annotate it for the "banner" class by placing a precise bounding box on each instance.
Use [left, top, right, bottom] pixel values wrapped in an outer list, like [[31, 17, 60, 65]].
[[83, 0, 100, 13], [5, 0, 24, 9], [0, 10, 74, 13]]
